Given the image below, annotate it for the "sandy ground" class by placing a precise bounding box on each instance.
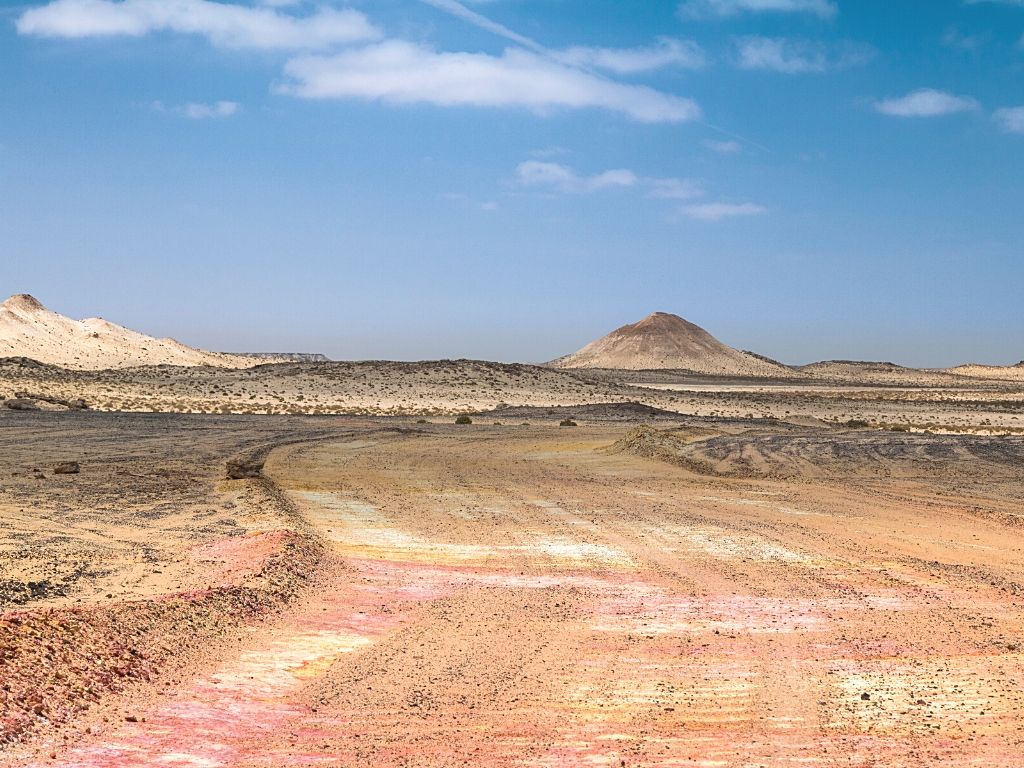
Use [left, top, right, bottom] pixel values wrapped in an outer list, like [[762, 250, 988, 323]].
[[2, 358, 1023, 432], [3, 411, 1024, 766]]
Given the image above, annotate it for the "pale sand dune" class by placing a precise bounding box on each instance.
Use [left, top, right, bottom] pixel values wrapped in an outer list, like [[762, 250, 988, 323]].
[[549, 311, 794, 377], [0, 294, 257, 370]]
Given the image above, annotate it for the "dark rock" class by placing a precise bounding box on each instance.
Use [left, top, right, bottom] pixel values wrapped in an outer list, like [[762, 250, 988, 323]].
[[53, 462, 81, 475], [226, 455, 264, 480], [4, 398, 40, 411], [13, 392, 88, 410]]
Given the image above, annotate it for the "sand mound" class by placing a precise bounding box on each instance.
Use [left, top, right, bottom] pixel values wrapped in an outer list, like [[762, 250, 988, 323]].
[[549, 312, 793, 376], [0, 294, 258, 370]]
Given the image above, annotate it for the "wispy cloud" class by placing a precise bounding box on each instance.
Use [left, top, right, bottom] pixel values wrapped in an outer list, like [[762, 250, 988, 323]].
[[994, 106, 1024, 134], [152, 100, 241, 119], [647, 177, 704, 200], [516, 161, 704, 200], [554, 38, 706, 74], [734, 36, 875, 73], [942, 26, 988, 51], [679, 0, 837, 19], [704, 139, 743, 154], [442, 192, 499, 211], [16, 0, 379, 49], [528, 147, 570, 159], [279, 41, 702, 123], [516, 161, 638, 193], [874, 88, 980, 117], [735, 37, 826, 73], [681, 202, 767, 221]]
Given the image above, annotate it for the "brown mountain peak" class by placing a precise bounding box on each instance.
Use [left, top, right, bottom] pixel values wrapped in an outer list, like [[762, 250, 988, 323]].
[[550, 312, 791, 376]]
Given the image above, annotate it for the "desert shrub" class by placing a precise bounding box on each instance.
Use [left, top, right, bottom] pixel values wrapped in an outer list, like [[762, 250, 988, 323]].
[[559, 419, 578, 427], [455, 415, 473, 425]]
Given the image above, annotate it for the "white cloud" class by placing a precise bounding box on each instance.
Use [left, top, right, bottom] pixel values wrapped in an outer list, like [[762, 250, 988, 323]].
[[554, 38, 706, 74], [874, 88, 980, 118], [185, 100, 240, 119], [516, 161, 638, 193], [152, 100, 240, 118], [679, 0, 837, 19], [517, 161, 576, 189], [16, 0, 380, 50], [734, 36, 874, 73], [735, 37, 827, 73], [279, 41, 702, 123], [516, 161, 702, 200], [942, 26, 987, 51], [681, 202, 766, 221], [647, 177, 704, 200], [994, 106, 1024, 134], [704, 139, 742, 154]]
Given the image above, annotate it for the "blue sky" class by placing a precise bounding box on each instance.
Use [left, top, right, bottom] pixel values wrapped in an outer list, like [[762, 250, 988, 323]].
[[1, 0, 1022, 365]]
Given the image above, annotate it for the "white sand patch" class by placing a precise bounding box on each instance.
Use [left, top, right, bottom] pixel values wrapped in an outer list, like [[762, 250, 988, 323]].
[[830, 656, 1021, 735], [696, 495, 825, 517], [662, 524, 811, 563], [294, 491, 634, 568]]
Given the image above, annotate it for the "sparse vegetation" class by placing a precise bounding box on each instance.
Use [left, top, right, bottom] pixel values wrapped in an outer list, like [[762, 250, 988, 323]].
[[455, 415, 472, 425]]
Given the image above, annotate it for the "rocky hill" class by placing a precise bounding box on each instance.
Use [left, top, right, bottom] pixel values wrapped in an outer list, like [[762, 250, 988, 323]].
[[549, 312, 793, 377]]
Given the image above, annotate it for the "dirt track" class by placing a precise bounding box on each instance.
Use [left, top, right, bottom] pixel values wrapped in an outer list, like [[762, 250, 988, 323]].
[[8, 424, 1022, 766]]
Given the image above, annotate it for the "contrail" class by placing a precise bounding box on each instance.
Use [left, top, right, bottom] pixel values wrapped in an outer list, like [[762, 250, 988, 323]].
[[417, 0, 548, 54]]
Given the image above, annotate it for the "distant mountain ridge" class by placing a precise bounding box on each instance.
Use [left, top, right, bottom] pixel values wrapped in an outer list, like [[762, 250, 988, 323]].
[[549, 312, 794, 377], [234, 353, 331, 363], [0, 294, 258, 370]]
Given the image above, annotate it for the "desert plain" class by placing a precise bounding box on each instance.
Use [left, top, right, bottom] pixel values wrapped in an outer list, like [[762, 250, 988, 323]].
[[1, 301, 1024, 766]]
